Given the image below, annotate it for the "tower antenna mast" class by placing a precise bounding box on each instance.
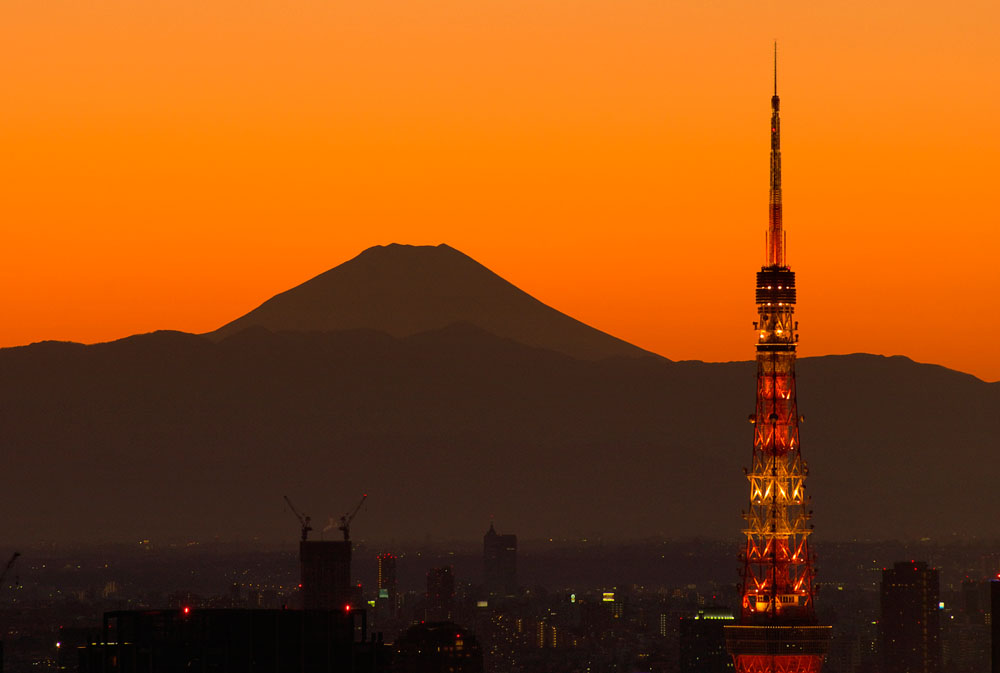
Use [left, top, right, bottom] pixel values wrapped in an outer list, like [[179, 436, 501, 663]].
[[774, 41, 778, 95], [725, 47, 831, 673], [767, 41, 784, 268]]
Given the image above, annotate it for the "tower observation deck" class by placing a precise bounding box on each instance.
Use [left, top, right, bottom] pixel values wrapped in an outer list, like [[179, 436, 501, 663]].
[[724, 48, 831, 673]]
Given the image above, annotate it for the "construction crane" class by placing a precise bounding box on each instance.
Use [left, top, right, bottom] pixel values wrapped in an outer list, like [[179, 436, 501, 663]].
[[0, 552, 20, 587], [283, 496, 312, 542], [338, 494, 367, 541]]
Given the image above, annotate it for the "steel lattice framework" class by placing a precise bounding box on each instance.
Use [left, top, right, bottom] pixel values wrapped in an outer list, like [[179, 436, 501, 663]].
[[729, 654, 824, 673], [725, 47, 830, 673]]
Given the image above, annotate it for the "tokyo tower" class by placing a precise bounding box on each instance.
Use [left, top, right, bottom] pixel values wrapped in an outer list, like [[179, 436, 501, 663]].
[[724, 48, 832, 673]]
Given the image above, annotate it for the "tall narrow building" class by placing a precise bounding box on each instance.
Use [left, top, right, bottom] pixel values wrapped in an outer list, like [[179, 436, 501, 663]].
[[376, 552, 400, 622], [483, 523, 517, 597], [725, 49, 831, 673], [991, 579, 1000, 673], [377, 553, 398, 603], [426, 566, 456, 622], [880, 561, 942, 673]]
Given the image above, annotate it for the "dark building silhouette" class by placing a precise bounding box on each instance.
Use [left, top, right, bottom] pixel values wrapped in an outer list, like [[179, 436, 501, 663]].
[[301, 541, 352, 610], [483, 524, 516, 596], [394, 622, 482, 673], [426, 567, 455, 622], [942, 578, 990, 672], [680, 607, 735, 672], [56, 625, 100, 670], [961, 579, 985, 622], [880, 561, 942, 673], [992, 579, 1000, 673], [78, 608, 388, 672]]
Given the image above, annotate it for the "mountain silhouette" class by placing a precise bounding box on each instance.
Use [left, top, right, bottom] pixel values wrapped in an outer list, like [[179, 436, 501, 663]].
[[0, 245, 997, 546], [209, 243, 652, 361]]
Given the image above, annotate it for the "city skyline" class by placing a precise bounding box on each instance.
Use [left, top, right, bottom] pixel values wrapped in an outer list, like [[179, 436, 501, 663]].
[[2, 1, 998, 381]]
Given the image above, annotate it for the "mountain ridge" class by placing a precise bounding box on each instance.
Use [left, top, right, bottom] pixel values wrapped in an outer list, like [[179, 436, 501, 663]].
[[208, 243, 656, 361], [0, 243, 996, 544], [1, 323, 997, 544]]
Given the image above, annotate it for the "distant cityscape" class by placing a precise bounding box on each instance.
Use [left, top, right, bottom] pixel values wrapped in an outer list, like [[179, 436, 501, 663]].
[[1, 534, 998, 671]]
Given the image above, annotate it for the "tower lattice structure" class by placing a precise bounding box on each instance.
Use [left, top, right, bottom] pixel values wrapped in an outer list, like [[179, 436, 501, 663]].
[[725, 49, 831, 673]]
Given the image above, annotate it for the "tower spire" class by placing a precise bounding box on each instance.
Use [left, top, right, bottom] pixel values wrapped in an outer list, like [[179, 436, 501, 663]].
[[726, 53, 831, 673], [767, 43, 784, 267]]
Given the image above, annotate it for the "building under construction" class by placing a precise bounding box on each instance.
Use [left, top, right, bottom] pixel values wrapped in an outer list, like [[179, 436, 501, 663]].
[[724, 50, 831, 673], [285, 494, 367, 611]]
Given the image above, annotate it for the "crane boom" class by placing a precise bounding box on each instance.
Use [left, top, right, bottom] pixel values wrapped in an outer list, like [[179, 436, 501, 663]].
[[338, 494, 367, 541], [283, 496, 312, 542], [0, 552, 20, 586]]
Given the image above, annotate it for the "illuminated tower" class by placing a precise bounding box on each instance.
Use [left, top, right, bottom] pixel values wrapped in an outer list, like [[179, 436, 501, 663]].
[[725, 48, 831, 673]]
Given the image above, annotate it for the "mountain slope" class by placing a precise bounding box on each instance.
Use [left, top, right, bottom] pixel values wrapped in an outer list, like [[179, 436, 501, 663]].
[[0, 328, 996, 545], [2, 245, 997, 545], [209, 243, 652, 361]]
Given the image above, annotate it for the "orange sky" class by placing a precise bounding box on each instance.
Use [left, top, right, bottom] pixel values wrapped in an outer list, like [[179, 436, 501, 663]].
[[1, 0, 998, 381]]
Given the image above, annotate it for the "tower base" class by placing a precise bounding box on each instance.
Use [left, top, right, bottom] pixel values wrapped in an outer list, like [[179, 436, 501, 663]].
[[725, 625, 831, 673]]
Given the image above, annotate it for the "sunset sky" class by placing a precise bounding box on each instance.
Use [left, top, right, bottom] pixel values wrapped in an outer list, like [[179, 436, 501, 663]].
[[1, 0, 997, 381]]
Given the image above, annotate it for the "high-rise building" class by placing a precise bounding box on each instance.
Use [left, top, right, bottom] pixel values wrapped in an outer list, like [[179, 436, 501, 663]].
[[991, 579, 1000, 673], [880, 561, 942, 673], [724, 47, 831, 673], [680, 608, 735, 672], [483, 523, 517, 596], [374, 552, 400, 629], [942, 579, 990, 672], [427, 567, 456, 622], [300, 541, 352, 610], [961, 579, 986, 623], [377, 553, 398, 604]]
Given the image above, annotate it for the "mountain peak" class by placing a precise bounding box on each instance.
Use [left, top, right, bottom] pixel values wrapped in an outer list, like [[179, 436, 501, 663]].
[[357, 242, 459, 257], [209, 243, 653, 361]]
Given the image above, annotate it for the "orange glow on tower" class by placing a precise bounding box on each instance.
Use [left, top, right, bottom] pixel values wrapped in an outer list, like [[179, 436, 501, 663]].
[[725, 48, 831, 672]]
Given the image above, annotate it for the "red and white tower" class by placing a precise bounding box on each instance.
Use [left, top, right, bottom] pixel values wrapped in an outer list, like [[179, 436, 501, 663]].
[[725, 49, 831, 673]]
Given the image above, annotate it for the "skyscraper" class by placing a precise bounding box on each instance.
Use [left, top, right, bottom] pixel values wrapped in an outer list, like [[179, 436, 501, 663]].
[[375, 552, 400, 626], [427, 567, 456, 622], [724, 48, 831, 673], [377, 553, 398, 604], [300, 541, 352, 610], [483, 523, 517, 597], [880, 561, 942, 673], [992, 579, 1000, 673]]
